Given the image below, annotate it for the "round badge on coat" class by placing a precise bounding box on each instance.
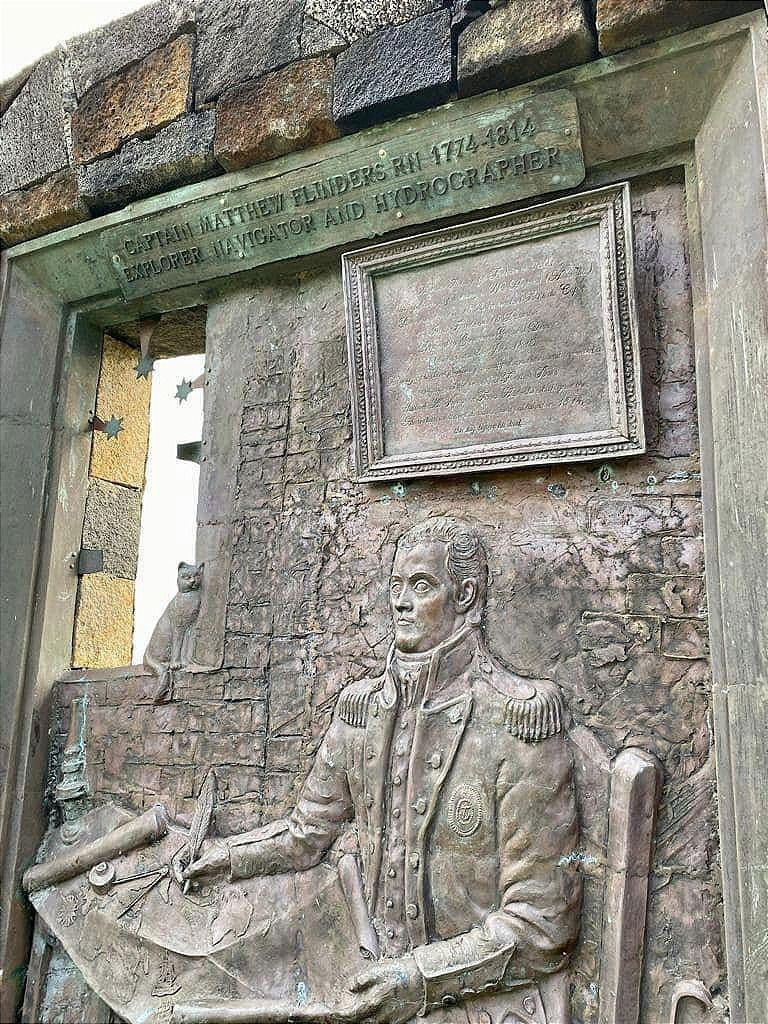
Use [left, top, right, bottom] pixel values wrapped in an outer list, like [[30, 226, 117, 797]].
[[447, 784, 484, 837]]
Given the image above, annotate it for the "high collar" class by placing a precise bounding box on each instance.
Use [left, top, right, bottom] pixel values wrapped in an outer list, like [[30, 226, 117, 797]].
[[383, 625, 481, 708]]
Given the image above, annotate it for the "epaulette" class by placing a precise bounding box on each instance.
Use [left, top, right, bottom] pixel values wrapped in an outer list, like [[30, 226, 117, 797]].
[[504, 680, 564, 743], [337, 676, 383, 728]]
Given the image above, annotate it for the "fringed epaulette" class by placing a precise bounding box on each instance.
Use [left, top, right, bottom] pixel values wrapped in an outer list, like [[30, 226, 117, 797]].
[[504, 680, 564, 743], [337, 677, 382, 728]]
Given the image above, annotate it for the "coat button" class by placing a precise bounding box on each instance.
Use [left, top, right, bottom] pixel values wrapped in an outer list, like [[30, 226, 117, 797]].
[[414, 798, 426, 814], [406, 903, 419, 919], [388, 867, 396, 878], [393, 774, 401, 786], [428, 753, 442, 768], [392, 807, 401, 819], [366, 747, 375, 760], [386, 899, 394, 909], [409, 852, 420, 870], [387, 929, 395, 939]]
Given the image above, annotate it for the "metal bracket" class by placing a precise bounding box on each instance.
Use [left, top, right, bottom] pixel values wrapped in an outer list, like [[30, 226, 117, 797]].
[[177, 441, 202, 464], [76, 548, 104, 575]]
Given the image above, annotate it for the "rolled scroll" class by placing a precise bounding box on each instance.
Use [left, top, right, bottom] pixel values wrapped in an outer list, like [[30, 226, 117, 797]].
[[171, 1000, 341, 1024], [23, 804, 170, 893]]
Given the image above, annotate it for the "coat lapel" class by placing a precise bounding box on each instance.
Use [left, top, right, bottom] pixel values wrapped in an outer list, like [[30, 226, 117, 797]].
[[412, 692, 473, 842]]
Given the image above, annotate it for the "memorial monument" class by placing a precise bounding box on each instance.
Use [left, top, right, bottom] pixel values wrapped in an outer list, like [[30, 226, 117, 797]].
[[1, 4, 767, 1024]]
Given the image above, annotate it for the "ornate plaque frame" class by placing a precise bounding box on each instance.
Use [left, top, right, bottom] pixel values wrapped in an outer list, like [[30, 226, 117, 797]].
[[343, 182, 645, 481]]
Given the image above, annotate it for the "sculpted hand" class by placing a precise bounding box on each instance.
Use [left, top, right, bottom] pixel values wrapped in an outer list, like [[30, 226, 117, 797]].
[[343, 957, 424, 1024], [180, 838, 229, 883]]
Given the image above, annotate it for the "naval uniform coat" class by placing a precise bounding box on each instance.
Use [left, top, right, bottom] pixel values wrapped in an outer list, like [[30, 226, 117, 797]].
[[227, 628, 581, 1024]]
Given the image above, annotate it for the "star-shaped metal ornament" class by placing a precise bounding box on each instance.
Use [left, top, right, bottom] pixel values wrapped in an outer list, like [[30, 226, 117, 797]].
[[175, 379, 193, 402], [135, 354, 155, 380], [103, 416, 124, 439]]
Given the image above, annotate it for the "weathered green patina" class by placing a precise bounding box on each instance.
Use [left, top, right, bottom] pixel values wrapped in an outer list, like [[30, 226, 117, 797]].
[[99, 90, 583, 299]]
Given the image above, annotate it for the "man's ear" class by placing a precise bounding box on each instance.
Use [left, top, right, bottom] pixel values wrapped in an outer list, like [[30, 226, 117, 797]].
[[455, 578, 477, 613]]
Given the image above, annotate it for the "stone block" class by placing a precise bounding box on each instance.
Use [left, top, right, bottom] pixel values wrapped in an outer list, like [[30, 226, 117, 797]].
[[77, 111, 218, 213], [596, 0, 761, 56], [222, 630, 270, 671], [0, 62, 35, 117], [81, 479, 142, 579], [661, 618, 709, 660], [457, 0, 595, 97], [170, 672, 228, 701], [65, 0, 196, 98], [215, 58, 338, 171], [660, 535, 705, 575], [333, 9, 453, 130], [194, 0, 305, 105], [0, 168, 89, 249], [71, 34, 194, 164], [304, 0, 441, 43], [578, 612, 661, 667], [300, 16, 349, 59], [626, 573, 707, 619], [0, 49, 74, 194], [226, 674, 264, 700], [90, 337, 151, 489], [109, 306, 207, 360], [72, 574, 135, 669]]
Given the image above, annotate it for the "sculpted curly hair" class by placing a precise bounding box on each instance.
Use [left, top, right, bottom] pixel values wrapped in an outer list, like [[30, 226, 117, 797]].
[[395, 517, 488, 619]]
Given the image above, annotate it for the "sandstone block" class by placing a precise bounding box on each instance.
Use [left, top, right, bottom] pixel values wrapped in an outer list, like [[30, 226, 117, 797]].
[[596, 0, 761, 56], [78, 111, 217, 213], [66, 0, 196, 98], [458, 0, 595, 97], [71, 34, 193, 164], [304, 0, 441, 43], [72, 574, 135, 669], [195, 0, 305, 105], [0, 49, 74, 194], [0, 169, 89, 247], [90, 336, 151, 489], [333, 9, 452, 129], [215, 58, 338, 171], [81, 479, 142, 579]]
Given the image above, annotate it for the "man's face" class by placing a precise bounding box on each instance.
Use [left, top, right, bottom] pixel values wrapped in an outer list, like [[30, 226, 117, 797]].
[[390, 541, 463, 653]]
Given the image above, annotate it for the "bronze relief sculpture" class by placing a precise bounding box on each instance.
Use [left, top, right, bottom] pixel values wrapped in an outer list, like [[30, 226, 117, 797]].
[[25, 517, 582, 1024], [143, 561, 203, 703], [182, 516, 581, 1022]]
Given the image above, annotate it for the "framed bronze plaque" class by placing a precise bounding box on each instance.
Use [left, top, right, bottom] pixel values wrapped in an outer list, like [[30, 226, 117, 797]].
[[343, 182, 644, 481]]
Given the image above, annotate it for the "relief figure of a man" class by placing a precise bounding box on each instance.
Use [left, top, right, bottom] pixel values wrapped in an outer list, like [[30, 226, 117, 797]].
[[185, 517, 581, 1024]]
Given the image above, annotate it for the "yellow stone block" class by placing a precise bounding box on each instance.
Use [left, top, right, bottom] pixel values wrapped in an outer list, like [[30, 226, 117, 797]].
[[72, 573, 135, 669], [90, 336, 151, 488]]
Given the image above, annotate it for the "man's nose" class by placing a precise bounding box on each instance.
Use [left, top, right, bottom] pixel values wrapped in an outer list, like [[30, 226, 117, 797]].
[[394, 589, 413, 610]]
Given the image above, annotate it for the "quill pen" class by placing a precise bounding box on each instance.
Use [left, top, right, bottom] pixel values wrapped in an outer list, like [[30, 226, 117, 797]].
[[183, 767, 217, 893]]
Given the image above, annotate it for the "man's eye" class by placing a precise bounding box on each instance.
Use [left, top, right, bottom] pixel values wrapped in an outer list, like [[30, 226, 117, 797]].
[[414, 581, 430, 594]]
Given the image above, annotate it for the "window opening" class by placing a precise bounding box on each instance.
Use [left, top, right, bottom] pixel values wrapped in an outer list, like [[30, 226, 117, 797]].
[[71, 308, 206, 670], [132, 352, 204, 661]]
